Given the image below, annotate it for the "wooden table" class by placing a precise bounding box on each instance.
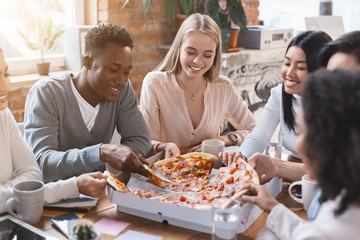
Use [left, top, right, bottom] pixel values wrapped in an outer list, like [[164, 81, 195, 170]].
[[31, 185, 307, 240]]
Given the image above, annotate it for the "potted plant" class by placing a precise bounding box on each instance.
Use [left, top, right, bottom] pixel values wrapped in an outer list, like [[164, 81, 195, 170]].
[[71, 219, 100, 240], [18, 19, 64, 76], [165, 0, 194, 25], [123, 0, 197, 25], [206, 0, 247, 52]]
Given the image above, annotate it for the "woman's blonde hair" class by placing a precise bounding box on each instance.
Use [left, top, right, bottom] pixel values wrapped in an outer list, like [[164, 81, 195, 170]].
[[155, 13, 222, 82]]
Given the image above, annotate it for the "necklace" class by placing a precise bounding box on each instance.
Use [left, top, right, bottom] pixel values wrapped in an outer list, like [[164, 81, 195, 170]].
[[177, 78, 205, 101]]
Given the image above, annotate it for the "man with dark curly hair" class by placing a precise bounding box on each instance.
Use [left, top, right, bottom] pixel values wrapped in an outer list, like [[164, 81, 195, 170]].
[[24, 24, 155, 182], [241, 69, 360, 239]]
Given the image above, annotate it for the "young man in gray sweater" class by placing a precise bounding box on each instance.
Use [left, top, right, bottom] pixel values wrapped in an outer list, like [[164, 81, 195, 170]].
[[24, 25, 161, 182]]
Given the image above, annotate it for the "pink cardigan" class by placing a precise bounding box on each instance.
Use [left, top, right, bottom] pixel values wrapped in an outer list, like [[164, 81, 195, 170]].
[[140, 72, 256, 151]]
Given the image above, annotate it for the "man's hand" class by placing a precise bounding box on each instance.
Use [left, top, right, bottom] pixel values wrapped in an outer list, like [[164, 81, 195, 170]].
[[241, 183, 279, 213], [156, 142, 180, 158], [99, 144, 150, 177], [219, 151, 246, 166], [247, 153, 279, 184], [76, 172, 107, 197]]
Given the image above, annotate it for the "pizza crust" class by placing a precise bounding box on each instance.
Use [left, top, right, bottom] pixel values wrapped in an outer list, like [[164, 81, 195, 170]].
[[221, 189, 248, 208], [105, 170, 126, 192]]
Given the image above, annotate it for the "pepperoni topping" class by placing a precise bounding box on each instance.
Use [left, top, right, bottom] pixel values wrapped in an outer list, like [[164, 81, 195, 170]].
[[225, 176, 234, 184]]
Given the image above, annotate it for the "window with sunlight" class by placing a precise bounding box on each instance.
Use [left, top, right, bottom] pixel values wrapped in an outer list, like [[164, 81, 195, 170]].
[[0, 0, 65, 59], [0, 0, 84, 75]]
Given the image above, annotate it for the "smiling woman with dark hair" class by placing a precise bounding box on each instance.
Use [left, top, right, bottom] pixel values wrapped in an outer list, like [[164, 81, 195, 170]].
[[221, 31, 332, 165], [241, 69, 360, 239]]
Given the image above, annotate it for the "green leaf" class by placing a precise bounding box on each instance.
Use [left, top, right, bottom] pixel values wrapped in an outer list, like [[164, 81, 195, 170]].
[[142, 0, 152, 22], [206, 0, 221, 25], [17, 29, 38, 51], [164, 0, 176, 24], [229, 0, 247, 31], [206, 0, 247, 52], [179, 0, 193, 16], [123, 0, 152, 22], [221, 26, 230, 52], [47, 30, 65, 50]]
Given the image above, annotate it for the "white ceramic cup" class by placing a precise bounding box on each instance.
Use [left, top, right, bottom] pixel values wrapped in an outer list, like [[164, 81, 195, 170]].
[[212, 198, 240, 240], [288, 174, 318, 211], [201, 139, 225, 169], [5, 180, 45, 224]]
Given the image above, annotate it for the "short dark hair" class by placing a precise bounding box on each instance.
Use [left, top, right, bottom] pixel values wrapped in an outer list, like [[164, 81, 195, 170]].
[[85, 24, 134, 57], [302, 69, 360, 215], [319, 31, 360, 67], [282, 31, 332, 132]]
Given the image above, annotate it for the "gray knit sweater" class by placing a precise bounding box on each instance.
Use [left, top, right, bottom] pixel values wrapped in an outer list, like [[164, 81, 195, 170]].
[[24, 73, 151, 182]]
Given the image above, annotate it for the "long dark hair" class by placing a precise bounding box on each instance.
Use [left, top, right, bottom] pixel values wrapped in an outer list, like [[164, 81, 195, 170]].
[[282, 31, 332, 131], [302, 69, 360, 215]]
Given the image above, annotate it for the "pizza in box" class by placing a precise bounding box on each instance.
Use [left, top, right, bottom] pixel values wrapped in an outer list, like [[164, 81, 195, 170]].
[[106, 152, 259, 209]]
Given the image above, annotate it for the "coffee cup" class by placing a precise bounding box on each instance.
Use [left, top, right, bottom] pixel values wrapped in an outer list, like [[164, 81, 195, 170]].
[[288, 174, 318, 211], [201, 139, 225, 169], [5, 180, 45, 224]]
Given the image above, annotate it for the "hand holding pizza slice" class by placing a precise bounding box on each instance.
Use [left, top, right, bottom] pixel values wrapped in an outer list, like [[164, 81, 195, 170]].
[[105, 170, 164, 198]]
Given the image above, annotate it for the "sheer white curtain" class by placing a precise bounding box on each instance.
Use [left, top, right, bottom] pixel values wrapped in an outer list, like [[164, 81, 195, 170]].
[[64, 0, 84, 26]]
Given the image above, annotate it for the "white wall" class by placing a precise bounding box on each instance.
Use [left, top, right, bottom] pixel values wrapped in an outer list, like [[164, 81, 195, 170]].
[[332, 0, 360, 32], [258, 0, 360, 35]]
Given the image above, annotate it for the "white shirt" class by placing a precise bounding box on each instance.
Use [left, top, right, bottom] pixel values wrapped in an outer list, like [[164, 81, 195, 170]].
[[267, 195, 360, 239], [239, 84, 301, 158], [70, 77, 100, 132], [0, 108, 79, 214]]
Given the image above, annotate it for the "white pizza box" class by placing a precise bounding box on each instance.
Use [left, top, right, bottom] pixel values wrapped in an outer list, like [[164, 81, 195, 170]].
[[106, 151, 283, 234]]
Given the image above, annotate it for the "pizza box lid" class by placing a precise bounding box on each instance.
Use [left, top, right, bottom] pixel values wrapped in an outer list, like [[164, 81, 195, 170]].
[[106, 171, 283, 234]]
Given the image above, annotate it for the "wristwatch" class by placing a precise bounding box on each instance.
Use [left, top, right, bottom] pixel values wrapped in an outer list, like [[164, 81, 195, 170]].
[[228, 133, 239, 146]]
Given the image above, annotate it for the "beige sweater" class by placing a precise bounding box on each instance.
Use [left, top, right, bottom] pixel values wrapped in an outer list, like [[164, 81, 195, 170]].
[[140, 72, 256, 151]]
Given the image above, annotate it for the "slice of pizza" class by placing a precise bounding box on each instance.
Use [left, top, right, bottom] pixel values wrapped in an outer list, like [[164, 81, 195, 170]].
[[153, 152, 216, 182], [105, 170, 164, 198], [105, 170, 133, 193], [143, 164, 173, 188], [205, 158, 259, 199]]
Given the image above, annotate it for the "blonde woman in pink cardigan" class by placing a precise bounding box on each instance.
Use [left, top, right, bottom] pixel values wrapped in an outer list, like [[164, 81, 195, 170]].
[[140, 14, 256, 156]]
